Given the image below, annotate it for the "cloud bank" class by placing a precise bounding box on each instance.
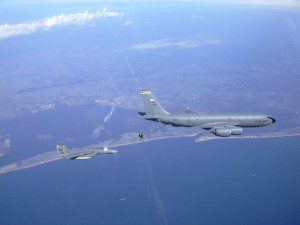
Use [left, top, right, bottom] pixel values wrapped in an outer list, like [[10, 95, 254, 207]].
[[126, 38, 221, 50], [0, 8, 123, 40]]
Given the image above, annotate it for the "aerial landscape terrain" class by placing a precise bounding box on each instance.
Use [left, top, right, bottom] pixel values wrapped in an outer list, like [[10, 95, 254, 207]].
[[0, 1, 300, 225]]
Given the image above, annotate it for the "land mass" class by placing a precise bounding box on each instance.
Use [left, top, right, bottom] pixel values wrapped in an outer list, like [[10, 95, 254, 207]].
[[1, 127, 299, 175]]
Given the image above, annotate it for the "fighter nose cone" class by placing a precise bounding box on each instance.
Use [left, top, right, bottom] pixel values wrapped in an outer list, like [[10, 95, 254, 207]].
[[267, 116, 276, 124]]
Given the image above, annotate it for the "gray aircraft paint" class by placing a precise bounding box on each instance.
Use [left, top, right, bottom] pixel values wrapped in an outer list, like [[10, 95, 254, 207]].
[[139, 90, 276, 137], [56, 143, 117, 160]]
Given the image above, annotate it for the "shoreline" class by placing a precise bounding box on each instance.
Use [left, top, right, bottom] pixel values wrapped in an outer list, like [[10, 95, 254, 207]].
[[1, 129, 300, 175]]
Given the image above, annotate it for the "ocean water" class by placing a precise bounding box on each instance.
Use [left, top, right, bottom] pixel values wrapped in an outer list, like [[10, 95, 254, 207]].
[[0, 130, 299, 224]]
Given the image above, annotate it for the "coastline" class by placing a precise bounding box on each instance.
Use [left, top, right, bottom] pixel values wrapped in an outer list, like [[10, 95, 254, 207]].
[[1, 128, 299, 175]]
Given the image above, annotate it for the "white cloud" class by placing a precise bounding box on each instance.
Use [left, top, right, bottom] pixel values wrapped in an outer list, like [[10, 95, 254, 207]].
[[0, 8, 124, 40], [126, 38, 221, 50]]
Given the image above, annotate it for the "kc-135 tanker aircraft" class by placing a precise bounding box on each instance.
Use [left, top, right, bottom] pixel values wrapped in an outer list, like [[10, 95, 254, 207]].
[[139, 90, 276, 137]]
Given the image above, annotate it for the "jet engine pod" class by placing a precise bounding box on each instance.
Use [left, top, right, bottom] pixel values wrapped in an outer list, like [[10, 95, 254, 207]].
[[229, 127, 242, 135], [213, 128, 232, 137]]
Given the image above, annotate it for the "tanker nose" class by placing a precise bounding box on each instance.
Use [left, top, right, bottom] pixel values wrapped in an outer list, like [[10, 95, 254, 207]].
[[267, 116, 276, 124]]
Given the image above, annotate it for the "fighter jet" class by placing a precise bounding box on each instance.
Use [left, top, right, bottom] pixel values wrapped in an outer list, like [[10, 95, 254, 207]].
[[139, 90, 276, 137], [56, 142, 117, 160]]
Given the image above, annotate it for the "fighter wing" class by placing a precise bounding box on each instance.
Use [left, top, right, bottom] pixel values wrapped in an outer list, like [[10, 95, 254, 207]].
[[68, 151, 96, 160], [67, 148, 117, 160]]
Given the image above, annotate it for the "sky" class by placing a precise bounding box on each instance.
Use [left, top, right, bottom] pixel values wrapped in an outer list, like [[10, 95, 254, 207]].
[[1, 0, 299, 41], [1, 0, 300, 7]]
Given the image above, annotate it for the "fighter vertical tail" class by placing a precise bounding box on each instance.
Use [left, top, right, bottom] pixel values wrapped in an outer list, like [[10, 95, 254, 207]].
[[140, 90, 169, 115], [56, 142, 69, 157]]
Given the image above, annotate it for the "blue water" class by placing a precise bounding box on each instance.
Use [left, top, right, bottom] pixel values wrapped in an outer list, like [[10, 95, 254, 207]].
[[0, 135, 300, 225]]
